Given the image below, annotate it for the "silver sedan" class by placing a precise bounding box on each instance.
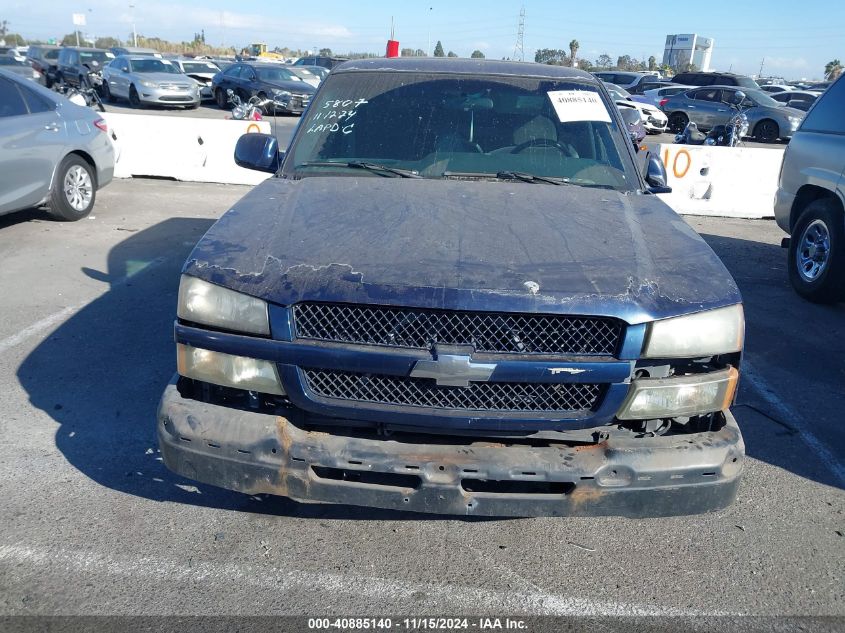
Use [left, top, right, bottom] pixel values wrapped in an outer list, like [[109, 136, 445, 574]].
[[662, 85, 805, 142], [0, 69, 114, 221], [102, 56, 200, 108]]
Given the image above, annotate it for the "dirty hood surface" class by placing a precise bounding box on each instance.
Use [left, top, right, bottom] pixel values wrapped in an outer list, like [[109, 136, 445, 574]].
[[184, 176, 741, 323]]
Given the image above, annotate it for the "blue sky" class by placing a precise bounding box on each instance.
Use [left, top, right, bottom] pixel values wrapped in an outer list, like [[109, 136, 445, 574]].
[[3, 0, 843, 79]]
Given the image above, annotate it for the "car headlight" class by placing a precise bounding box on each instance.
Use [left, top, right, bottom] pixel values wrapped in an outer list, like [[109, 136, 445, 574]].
[[788, 116, 802, 126], [272, 89, 292, 99], [177, 344, 285, 395], [616, 367, 738, 420], [177, 275, 270, 336], [643, 304, 744, 359], [140, 80, 158, 88]]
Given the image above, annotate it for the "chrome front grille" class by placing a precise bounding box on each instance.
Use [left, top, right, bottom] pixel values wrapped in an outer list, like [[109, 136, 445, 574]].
[[293, 303, 623, 355], [302, 369, 604, 413]]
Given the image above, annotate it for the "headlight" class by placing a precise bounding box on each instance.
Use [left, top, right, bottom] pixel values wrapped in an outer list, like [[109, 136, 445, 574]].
[[788, 116, 802, 126], [272, 89, 292, 99], [177, 275, 270, 336], [643, 304, 744, 359], [177, 344, 284, 395], [140, 80, 158, 88], [616, 367, 738, 420]]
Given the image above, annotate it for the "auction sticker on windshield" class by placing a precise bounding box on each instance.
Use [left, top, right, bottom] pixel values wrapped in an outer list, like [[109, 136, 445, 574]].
[[548, 90, 611, 123]]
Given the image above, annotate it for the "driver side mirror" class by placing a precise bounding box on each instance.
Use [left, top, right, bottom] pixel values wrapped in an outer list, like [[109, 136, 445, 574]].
[[733, 90, 746, 104], [644, 153, 672, 194], [234, 133, 284, 173]]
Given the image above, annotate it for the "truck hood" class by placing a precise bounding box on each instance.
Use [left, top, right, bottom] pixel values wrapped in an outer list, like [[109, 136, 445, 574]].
[[184, 177, 741, 323]]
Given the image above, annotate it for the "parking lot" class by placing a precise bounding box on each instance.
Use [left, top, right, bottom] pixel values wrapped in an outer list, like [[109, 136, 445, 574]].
[[0, 178, 842, 620]]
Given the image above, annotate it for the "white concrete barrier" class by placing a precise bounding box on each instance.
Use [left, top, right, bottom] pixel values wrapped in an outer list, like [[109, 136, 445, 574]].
[[654, 143, 784, 219], [103, 113, 274, 186]]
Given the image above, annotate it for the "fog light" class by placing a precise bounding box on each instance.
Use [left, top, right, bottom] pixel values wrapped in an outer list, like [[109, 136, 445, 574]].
[[616, 367, 738, 420], [177, 343, 285, 395]]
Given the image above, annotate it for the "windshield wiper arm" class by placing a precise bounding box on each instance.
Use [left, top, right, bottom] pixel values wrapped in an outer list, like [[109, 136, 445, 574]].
[[296, 161, 422, 178], [495, 171, 568, 185]]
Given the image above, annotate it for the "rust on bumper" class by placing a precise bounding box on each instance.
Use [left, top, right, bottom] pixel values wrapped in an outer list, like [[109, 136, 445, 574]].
[[157, 380, 745, 517]]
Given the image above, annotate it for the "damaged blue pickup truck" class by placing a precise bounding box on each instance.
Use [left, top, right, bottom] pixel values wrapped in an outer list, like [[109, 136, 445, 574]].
[[157, 59, 745, 517]]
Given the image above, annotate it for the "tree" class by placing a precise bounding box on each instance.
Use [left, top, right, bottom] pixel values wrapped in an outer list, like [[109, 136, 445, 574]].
[[61, 31, 84, 46], [616, 55, 642, 71], [318, 47, 333, 57], [648, 55, 657, 71], [400, 47, 416, 57], [447, 50, 458, 57], [596, 53, 613, 69], [535, 48, 569, 65], [0, 20, 8, 37], [433, 40, 444, 57], [824, 59, 842, 80], [414, 48, 427, 57], [569, 39, 579, 67], [95, 36, 120, 49]]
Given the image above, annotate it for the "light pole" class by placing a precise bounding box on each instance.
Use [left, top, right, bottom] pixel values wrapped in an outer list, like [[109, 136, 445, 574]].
[[129, 4, 137, 46], [426, 6, 433, 57]]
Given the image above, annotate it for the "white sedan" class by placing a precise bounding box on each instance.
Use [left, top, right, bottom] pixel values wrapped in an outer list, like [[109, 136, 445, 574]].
[[604, 82, 668, 134]]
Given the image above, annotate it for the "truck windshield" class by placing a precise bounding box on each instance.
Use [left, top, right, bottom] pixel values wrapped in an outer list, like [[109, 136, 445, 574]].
[[285, 72, 635, 190]]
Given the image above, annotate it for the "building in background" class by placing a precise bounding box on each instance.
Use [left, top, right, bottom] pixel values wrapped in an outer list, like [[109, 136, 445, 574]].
[[663, 34, 714, 72]]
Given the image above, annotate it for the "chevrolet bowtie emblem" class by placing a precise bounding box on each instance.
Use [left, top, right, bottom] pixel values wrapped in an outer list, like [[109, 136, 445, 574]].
[[410, 353, 496, 388]]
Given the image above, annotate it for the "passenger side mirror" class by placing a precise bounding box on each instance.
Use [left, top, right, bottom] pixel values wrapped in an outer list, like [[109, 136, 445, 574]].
[[644, 153, 672, 194], [234, 133, 283, 173]]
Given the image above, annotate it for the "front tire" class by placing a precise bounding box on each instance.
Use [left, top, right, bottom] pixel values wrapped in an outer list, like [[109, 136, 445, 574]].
[[215, 88, 228, 109], [668, 112, 688, 134], [788, 199, 845, 303], [754, 119, 779, 143], [129, 85, 141, 108], [102, 81, 114, 103], [49, 155, 96, 221]]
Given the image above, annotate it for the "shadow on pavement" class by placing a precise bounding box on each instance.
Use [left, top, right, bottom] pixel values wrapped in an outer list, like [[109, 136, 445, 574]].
[[700, 232, 844, 490], [16, 218, 493, 521]]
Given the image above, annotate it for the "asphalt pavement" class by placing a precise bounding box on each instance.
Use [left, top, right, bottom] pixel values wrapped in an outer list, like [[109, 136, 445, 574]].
[[0, 179, 842, 625]]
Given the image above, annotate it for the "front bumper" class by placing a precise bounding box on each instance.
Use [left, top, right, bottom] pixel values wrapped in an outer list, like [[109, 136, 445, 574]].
[[139, 87, 200, 106], [157, 380, 745, 518]]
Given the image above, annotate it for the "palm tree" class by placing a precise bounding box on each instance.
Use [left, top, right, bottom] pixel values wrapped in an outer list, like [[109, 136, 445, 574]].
[[824, 59, 842, 80], [569, 39, 579, 67]]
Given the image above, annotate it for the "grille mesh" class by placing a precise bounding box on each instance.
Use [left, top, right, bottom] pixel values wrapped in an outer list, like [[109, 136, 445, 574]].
[[303, 369, 603, 413], [293, 303, 622, 355]]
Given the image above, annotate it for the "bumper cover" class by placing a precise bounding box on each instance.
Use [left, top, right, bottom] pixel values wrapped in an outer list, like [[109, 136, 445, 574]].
[[157, 380, 745, 518]]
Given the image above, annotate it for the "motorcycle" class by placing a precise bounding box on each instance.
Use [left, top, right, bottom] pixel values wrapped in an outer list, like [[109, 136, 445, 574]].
[[54, 62, 106, 112], [226, 89, 270, 121], [675, 90, 749, 147]]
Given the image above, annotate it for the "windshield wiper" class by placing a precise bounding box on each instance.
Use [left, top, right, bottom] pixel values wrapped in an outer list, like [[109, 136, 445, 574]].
[[296, 161, 422, 178], [441, 170, 569, 185]]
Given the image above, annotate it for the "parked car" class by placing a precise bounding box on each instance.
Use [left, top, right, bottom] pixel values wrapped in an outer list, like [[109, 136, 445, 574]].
[[759, 84, 794, 94], [56, 47, 114, 88], [292, 55, 348, 69], [211, 62, 315, 114], [299, 65, 329, 82], [110, 46, 162, 59], [0, 55, 39, 81], [770, 90, 820, 112], [618, 104, 646, 144], [774, 75, 845, 303], [671, 71, 759, 90], [158, 58, 746, 518], [593, 71, 660, 93], [604, 82, 668, 133], [0, 69, 114, 221], [170, 59, 220, 101], [27, 44, 61, 87], [102, 56, 201, 108], [662, 86, 804, 142], [642, 84, 693, 109]]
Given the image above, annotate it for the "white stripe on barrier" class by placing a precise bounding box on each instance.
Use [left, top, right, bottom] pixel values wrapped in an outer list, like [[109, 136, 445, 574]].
[[103, 113, 274, 186], [653, 143, 785, 219]]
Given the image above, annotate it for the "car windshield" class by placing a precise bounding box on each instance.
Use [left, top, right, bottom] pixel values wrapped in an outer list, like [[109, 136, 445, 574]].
[[130, 59, 180, 73], [0, 57, 26, 66], [741, 89, 780, 107], [604, 83, 631, 101], [79, 51, 111, 65], [255, 66, 299, 82], [181, 62, 219, 73], [285, 72, 634, 191]]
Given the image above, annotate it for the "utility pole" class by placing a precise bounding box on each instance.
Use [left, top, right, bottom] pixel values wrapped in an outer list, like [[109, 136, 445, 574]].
[[512, 6, 525, 62], [426, 7, 432, 57], [129, 4, 137, 46], [758, 57, 765, 78]]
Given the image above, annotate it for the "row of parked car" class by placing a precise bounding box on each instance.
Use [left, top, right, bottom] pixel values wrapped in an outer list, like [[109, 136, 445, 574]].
[[592, 70, 827, 142]]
